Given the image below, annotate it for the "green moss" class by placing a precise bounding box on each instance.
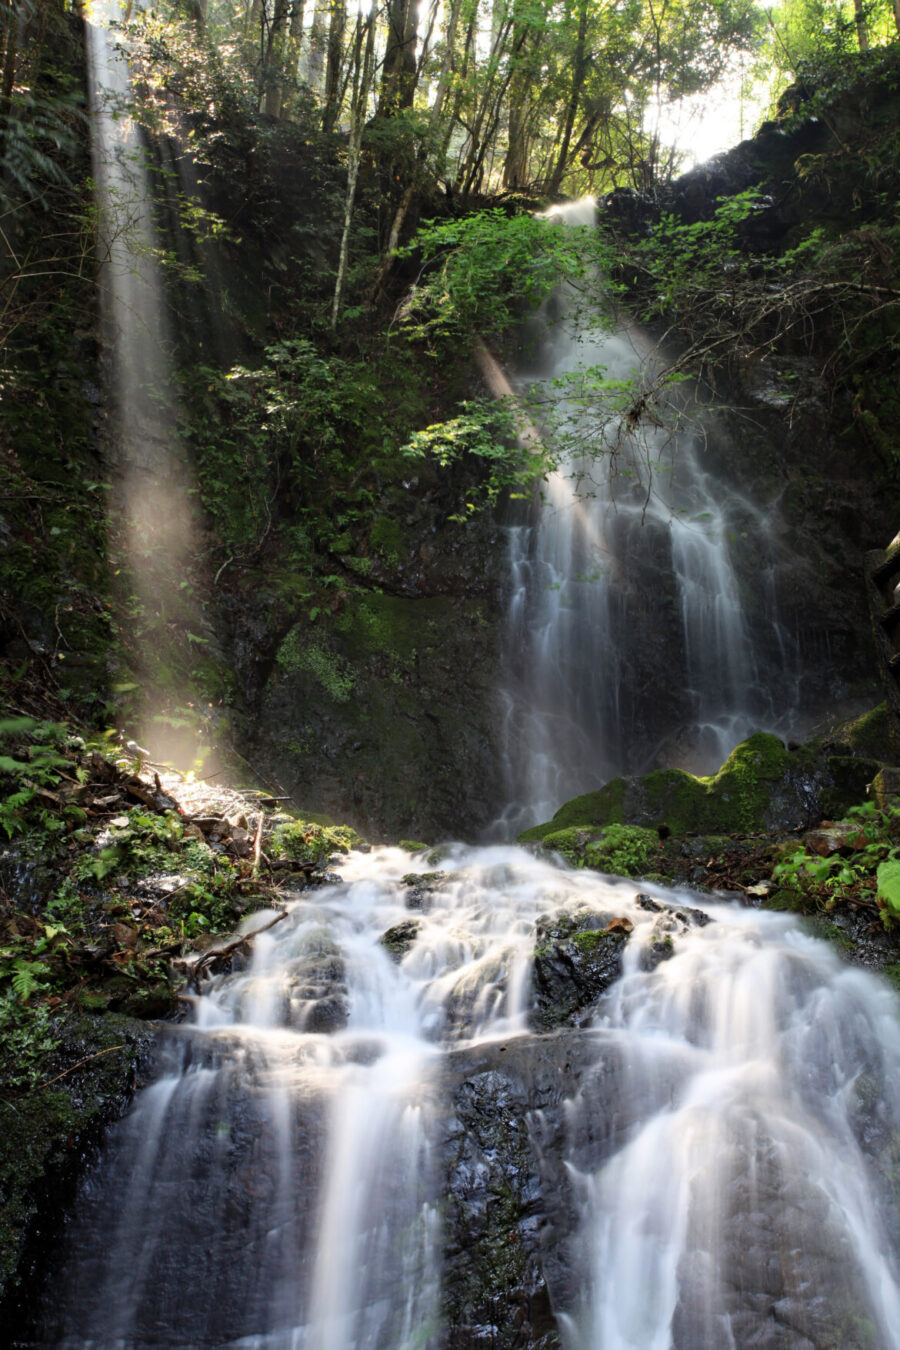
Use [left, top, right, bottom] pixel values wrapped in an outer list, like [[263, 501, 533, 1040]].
[[760, 887, 804, 912], [536, 826, 598, 859], [0, 1011, 151, 1299], [584, 824, 658, 877], [636, 768, 709, 835], [835, 704, 891, 759], [571, 929, 606, 954], [379, 919, 421, 961], [275, 630, 356, 702], [522, 733, 793, 843], [369, 517, 405, 566], [707, 732, 790, 832], [803, 916, 855, 951], [398, 840, 428, 852], [518, 778, 625, 842], [270, 818, 360, 865], [870, 768, 900, 811], [334, 591, 453, 662], [881, 963, 900, 993]]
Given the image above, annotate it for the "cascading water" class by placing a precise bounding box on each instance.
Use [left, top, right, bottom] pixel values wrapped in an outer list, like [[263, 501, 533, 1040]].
[[498, 199, 800, 833], [38, 43, 899, 1350], [37, 845, 900, 1348]]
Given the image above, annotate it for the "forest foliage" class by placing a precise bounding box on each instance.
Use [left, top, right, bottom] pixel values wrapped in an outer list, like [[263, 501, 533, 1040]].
[[0, 0, 899, 727]]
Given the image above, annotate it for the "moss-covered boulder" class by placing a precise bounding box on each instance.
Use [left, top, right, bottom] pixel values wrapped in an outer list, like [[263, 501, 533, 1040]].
[[538, 824, 660, 877], [529, 909, 631, 1031], [401, 870, 450, 910], [519, 730, 885, 846], [379, 919, 421, 962], [0, 1011, 155, 1326]]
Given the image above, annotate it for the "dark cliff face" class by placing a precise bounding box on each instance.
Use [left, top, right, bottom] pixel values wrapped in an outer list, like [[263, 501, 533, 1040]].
[[220, 508, 508, 843]]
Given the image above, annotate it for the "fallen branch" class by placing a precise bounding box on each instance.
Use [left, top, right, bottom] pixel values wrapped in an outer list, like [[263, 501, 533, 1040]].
[[252, 811, 264, 876], [32, 1043, 126, 1093], [179, 908, 289, 988]]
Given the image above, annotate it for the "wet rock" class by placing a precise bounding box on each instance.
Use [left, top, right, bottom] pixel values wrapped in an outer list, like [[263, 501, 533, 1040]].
[[642, 928, 676, 969], [636, 894, 712, 928], [303, 996, 349, 1033], [402, 870, 449, 910], [638, 901, 712, 972], [0, 1013, 156, 1329], [440, 1035, 604, 1350], [283, 944, 349, 1033], [380, 919, 421, 961], [636, 893, 663, 912], [804, 821, 869, 856], [529, 910, 629, 1032]]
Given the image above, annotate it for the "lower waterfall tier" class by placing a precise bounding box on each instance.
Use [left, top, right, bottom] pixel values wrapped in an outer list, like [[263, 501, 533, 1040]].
[[35, 844, 900, 1350]]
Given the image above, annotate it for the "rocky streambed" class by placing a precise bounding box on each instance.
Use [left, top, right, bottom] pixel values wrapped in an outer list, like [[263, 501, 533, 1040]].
[[3, 712, 900, 1346]]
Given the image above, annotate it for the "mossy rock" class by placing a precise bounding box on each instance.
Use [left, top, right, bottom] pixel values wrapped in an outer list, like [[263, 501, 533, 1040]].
[[270, 819, 361, 865], [819, 756, 882, 819], [536, 826, 601, 861], [518, 732, 849, 845], [870, 767, 900, 811], [537, 824, 659, 878], [0, 1011, 154, 1312], [518, 779, 625, 842], [832, 704, 891, 759], [379, 919, 421, 961], [530, 910, 629, 1031]]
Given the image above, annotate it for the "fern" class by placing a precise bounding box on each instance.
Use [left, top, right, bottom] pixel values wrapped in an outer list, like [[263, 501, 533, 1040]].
[[11, 959, 49, 1002], [0, 91, 85, 208], [0, 788, 36, 839]]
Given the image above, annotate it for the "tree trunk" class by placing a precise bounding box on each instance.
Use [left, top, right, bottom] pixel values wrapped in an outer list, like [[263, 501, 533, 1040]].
[[501, 15, 535, 189], [331, 3, 376, 326], [283, 0, 307, 97], [261, 0, 290, 114], [306, 0, 328, 95], [380, 0, 418, 113], [545, 0, 587, 196], [853, 0, 869, 50], [321, 0, 347, 131], [0, 0, 18, 135]]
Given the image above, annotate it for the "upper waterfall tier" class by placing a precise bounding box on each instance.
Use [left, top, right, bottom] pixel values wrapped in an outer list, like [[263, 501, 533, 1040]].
[[496, 198, 801, 833]]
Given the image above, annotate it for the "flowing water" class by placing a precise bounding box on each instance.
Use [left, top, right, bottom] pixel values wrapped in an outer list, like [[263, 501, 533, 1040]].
[[38, 845, 900, 1349], [498, 200, 800, 833], [55, 32, 900, 1350]]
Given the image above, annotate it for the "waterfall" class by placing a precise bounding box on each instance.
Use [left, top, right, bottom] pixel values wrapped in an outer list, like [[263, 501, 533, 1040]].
[[497, 199, 800, 833], [40, 54, 899, 1350], [38, 846, 900, 1348]]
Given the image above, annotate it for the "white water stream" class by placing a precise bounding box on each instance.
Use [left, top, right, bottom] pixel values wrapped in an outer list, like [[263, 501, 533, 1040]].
[[43, 845, 900, 1349], [498, 200, 800, 833]]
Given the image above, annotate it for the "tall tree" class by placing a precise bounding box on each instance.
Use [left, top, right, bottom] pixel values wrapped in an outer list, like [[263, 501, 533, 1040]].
[[380, 0, 419, 112]]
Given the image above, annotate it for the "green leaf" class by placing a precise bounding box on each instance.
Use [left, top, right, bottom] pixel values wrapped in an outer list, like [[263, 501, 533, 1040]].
[[0, 755, 30, 774], [11, 959, 49, 1001], [876, 859, 900, 916]]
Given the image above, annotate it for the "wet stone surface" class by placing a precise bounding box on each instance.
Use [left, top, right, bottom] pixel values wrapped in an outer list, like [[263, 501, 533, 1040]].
[[529, 908, 630, 1032]]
